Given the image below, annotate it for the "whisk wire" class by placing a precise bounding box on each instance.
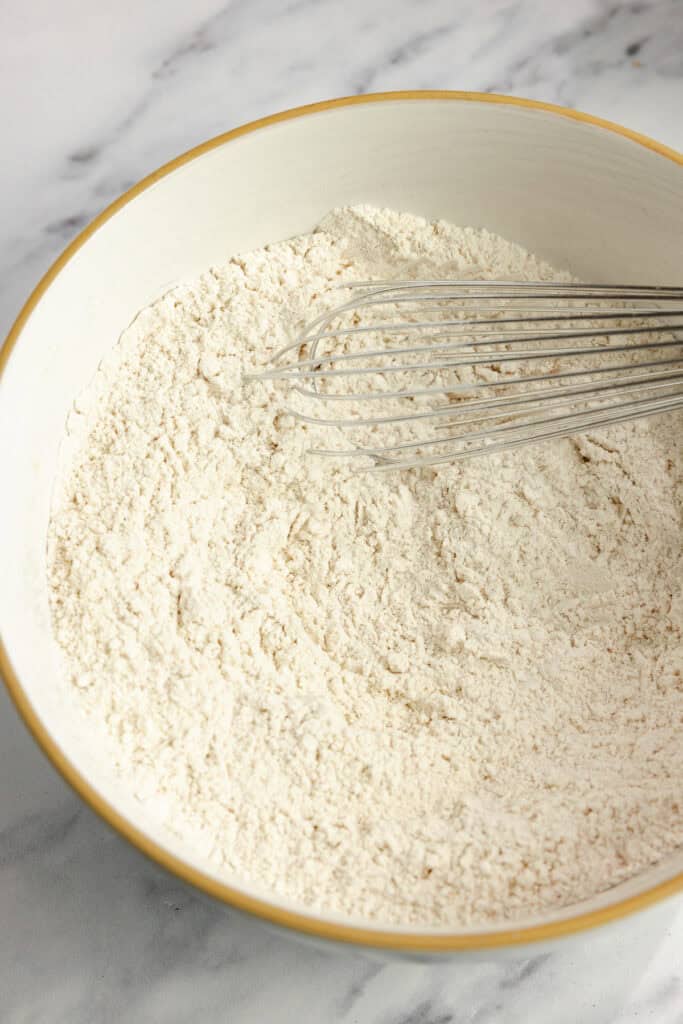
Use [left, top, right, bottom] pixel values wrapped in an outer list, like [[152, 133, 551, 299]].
[[247, 281, 683, 469]]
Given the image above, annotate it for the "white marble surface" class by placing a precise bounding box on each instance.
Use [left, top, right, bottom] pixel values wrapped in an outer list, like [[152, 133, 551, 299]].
[[1, 1, 683, 1020]]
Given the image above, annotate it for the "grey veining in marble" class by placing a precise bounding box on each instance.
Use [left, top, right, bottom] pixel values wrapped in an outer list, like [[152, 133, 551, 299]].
[[1, 1, 683, 1021]]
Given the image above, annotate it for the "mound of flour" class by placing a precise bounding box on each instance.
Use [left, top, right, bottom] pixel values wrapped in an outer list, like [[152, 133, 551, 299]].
[[48, 206, 683, 926]]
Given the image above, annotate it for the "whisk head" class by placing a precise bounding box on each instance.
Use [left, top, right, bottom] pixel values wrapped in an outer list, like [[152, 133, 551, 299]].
[[247, 281, 683, 470]]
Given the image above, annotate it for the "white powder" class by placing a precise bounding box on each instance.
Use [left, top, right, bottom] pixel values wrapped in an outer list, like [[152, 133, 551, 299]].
[[48, 206, 683, 927]]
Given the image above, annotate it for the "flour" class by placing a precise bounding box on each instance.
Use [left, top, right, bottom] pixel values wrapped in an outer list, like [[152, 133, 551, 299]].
[[48, 206, 683, 927]]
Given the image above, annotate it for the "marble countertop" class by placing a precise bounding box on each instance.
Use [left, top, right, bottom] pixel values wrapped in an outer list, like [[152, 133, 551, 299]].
[[1, 1, 682, 1020]]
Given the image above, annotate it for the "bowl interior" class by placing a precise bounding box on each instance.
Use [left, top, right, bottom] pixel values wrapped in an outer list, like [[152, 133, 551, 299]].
[[1, 96, 682, 944]]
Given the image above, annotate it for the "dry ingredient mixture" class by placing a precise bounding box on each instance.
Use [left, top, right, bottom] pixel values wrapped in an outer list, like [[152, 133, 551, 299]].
[[48, 206, 683, 926]]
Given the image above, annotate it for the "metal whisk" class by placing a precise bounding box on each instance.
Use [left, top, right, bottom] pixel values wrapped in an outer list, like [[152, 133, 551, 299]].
[[247, 281, 683, 470]]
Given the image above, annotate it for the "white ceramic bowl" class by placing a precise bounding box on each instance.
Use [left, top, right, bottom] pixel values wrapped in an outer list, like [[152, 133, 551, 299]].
[[1, 92, 682, 958]]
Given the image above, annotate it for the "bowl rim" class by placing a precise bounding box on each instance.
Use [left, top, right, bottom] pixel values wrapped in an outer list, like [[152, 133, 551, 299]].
[[1, 89, 682, 953]]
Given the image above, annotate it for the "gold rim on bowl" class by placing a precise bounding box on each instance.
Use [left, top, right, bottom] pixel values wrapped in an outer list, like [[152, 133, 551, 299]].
[[1, 90, 682, 953]]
